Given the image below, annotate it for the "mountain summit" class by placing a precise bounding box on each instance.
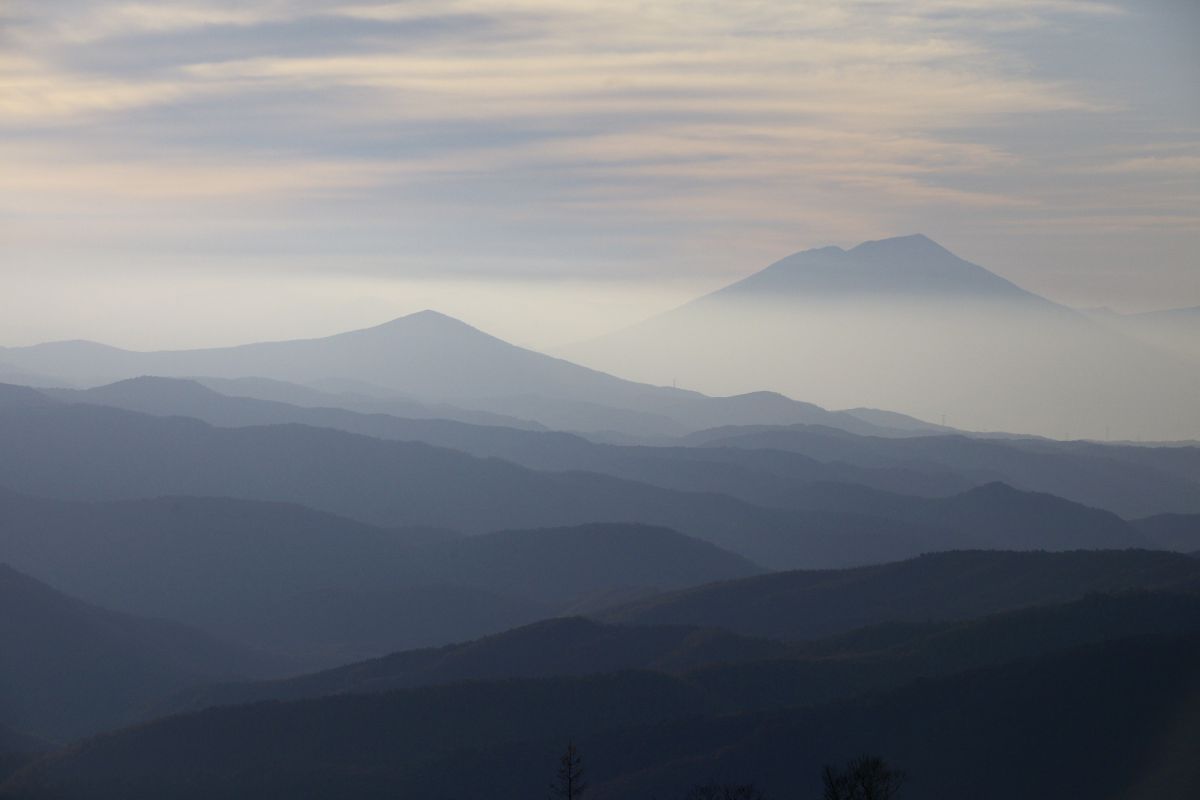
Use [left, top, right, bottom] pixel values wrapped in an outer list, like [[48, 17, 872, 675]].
[[563, 235, 1200, 440], [705, 234, 1049, 305]]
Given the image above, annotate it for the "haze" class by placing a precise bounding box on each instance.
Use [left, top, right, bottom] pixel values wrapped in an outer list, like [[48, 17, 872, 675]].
[[3, 3, 1200, 796]]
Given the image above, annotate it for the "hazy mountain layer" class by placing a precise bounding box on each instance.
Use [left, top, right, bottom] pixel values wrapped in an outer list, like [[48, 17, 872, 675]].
[[163, 590, 1200, 718], [44, 375, 1200, 517], [45, 377, 972, 502], [0, 488, 757, 663], [0, 392, 991, 570], [685, 423, 1200, 517], [7, 632, 1198, 800], [0, 565, 278, 741], [566, 235, 1200, 440], [599, 549, 1200, 640], [0, 312, 927, 438]]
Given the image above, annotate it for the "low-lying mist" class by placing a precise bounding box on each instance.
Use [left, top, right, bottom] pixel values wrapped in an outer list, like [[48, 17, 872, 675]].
[[564, 297, 1200, 441]]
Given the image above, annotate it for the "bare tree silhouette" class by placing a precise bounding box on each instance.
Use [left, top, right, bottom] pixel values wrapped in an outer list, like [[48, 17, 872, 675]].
[[822, 756, 905, 800], [551, 741, 587, 800]]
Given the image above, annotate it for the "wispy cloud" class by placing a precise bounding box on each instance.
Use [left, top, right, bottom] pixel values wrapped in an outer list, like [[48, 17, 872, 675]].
[[1, 0, 1197, 333]]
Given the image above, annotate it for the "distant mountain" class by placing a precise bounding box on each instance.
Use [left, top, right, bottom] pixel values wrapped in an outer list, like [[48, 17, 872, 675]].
[[162, 617, 789, 713], [1134, 514, 1200, 553], [165, 590, 1200, 718], [194, 375, 547, 430], [0, 391, 992, 570], [0, 564, 278, 741], [598, 549, 1200, 640], [0, 489, 757, 664], [564, 235, 1200, 440], [684, 424, 1200, 517], [0, 729, 41, 759], [0, 726, 46, 789], [698, 234, 1052, 304], [0, 311, 937, 438], [0, 363, 69, 389], [411, 524, 761, 605], [773, 480, 1147, 551], [43, 377, 973, 504], [0, 388, 1172, 570], [9, 632, 1200, 799], [44, 375, 1195, 529]]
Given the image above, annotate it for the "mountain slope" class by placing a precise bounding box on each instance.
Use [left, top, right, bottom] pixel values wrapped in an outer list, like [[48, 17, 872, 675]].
[[162, 617, 789, 712], [565, 235, 1200, 440], [685, 424, 1200, 517], [0, 564, 278, 741], [0, 312, 924, 437], [8, 633, 1200, 800], [0, 393, 989, 570], [595, 633, 1200, 800], [704, 234, 1050, 304], [0, 489, 757, 663], [165, 589, 1200, 717], [23, 374, 1200, 520], [597, 549, 1200, 640], [42, 377, 969, 504], [1134, 514, 1200, 553]]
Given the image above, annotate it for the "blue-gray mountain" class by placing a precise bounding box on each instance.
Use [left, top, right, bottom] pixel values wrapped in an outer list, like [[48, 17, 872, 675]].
[[565, 235, 1200, 441], [0, 311, 925, 438], [0, 387, 1162, 575]]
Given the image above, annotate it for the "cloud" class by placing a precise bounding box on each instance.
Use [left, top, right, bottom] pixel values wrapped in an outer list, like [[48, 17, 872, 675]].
[[1094, 155, 1200, 174], [1, 0, 1196, 322]]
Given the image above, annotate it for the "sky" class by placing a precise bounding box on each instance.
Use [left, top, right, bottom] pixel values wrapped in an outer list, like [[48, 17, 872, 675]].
[[2, 0, 1198, 349]]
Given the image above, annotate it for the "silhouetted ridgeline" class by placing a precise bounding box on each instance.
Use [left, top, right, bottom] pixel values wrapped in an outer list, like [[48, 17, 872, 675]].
[[4, 633, 1198, 799], [161, 589, 1200, 718], [19, 375, 1200, 517], [0, 389, 1184, 575], [0, 487, 758, 664], [0, 311, 921, 438], [0, 564, 278, 741], [599, 549, 1200, 639]]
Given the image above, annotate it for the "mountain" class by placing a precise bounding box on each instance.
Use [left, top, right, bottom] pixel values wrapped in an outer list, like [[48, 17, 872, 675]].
[[162, 617, 789, 713], [41, 377, 974, 504], [0, 389, 1170, 570], [1134, 514, 1200, 553], [0, 730, 41, 759], [598, 549, 1200, 640], [696, 234, 1051, 304], [684, 424, 1200, 517], [0, 726, 46, 789], [193, 375, 548, 430], [0, 311, 938, 438], [0, 489, 757, 663], [8, 632, 1199, 800], [18, 375, 1200, 521], [0, 564, 279, 741], [410, 524, 761, 605], [771, 480, 1147, 550], [0, 391, 990, 569], [564, 235, 1200, 440], [164, 590, 1200, 717], [0, 363, 69, 389], [36, 376, 1189, 538], [594, 633, 1200, 800]]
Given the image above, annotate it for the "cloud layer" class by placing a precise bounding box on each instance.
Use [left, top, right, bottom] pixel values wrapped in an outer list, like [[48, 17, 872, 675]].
[[1, 0, 1197, 347]]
